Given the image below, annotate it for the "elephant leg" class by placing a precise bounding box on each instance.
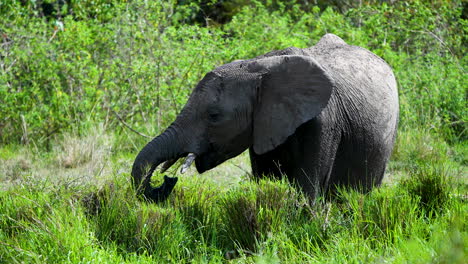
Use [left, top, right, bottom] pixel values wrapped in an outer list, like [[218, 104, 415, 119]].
[[290, 134, 341, 200], [249, 118, 342, 201], [328, 138, 390, 194], [249, 147, 287, 180]]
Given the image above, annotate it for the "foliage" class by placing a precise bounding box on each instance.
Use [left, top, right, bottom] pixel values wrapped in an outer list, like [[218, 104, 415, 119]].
[[0, 0, 466, 146]]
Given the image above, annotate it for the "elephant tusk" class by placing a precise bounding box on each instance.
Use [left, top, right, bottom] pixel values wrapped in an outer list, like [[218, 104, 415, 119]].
[[160, 158, 179, 173], [180, 153, 196, 174]]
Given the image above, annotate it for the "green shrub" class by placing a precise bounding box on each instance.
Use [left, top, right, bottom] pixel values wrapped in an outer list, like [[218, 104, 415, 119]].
[[1, 0, 466, 146]]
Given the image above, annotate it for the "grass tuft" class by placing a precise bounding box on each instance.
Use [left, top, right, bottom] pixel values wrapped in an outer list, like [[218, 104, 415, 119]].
[[0, 151, 32, 185], [220, 179, 306, 251], [55, 126, 113, 169], [400, 163, 454, 216], [336, 187, 417, 246], [221, 185, 259, 251]]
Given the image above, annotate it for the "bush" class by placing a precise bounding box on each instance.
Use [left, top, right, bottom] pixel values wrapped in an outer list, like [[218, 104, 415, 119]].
[[1, 0, 466, 146]]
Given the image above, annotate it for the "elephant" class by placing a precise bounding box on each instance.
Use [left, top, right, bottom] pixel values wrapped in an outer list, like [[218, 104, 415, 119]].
[[131, 33, 399, 202]]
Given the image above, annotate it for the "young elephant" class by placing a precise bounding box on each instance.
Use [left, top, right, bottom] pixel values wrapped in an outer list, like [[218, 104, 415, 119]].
[[131, 34, 399, 202]]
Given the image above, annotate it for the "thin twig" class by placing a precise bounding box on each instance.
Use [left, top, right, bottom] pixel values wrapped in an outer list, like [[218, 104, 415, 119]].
[[111, 109, 152, 139], [408, 29, 456, 57], [48, 29, 58, 43], [170, 52, 200, 113], [407, 29, 465, 73], [322, 202, 332, 231], [233, 163, 253, 178], [21, 114, 29, 145]]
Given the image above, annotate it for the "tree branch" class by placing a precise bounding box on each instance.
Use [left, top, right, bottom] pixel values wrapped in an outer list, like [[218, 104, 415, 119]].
[[112, 109, 152, 139]]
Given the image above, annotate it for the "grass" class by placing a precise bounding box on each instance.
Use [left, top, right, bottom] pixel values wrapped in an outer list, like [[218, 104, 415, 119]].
[[0, 127, 466, 263]]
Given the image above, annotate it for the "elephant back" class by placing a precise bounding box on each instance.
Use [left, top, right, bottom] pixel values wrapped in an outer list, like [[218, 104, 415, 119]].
[[307, 34, 399, 149]]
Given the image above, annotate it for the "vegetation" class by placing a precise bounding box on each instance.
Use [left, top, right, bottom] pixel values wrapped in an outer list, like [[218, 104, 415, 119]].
[[0, 0, 466, 263]]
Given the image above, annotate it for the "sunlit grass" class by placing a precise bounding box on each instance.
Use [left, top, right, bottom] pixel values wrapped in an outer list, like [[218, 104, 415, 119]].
[[0, 127, 466, 263]]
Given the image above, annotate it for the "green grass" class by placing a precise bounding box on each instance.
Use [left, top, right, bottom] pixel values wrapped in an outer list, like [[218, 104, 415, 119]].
[[0, 128, 466, 263]]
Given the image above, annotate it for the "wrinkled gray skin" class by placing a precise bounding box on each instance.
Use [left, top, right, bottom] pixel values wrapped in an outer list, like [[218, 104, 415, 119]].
[[131, 34, 399, 202]]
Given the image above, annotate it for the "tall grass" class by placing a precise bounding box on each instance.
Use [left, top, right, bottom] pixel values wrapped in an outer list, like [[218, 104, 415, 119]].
[[0, 129, 466, 262]]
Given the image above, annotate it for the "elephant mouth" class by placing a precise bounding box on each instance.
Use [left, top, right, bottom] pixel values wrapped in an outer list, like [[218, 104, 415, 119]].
[[158, 147, 233, 175], [158, 151, 222, 174], [159, 153, 197, 174], [195, 152, 223, 173]]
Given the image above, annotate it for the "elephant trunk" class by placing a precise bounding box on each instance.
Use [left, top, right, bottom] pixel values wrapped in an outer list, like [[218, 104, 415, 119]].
[[131, 127, 183, 202]]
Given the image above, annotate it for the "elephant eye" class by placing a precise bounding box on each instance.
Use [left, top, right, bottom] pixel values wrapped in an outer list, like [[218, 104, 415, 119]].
[[207, 108, 222, 123], [208, 112, 221, 122]]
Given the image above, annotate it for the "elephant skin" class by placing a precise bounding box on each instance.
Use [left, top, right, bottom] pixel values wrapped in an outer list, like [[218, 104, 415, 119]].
[[131, 34, 399, 202]]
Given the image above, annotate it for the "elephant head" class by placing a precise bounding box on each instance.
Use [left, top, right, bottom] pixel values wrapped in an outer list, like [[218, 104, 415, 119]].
[[131, 55, 334, 202]]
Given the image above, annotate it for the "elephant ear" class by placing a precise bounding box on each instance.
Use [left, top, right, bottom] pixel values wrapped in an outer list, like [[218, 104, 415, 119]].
[[248, 55, 333, 155]]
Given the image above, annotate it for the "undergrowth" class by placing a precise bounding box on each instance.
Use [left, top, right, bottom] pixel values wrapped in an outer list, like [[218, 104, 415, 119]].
[[0, 128, 466, 263], [0, 0, 466, 145]]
